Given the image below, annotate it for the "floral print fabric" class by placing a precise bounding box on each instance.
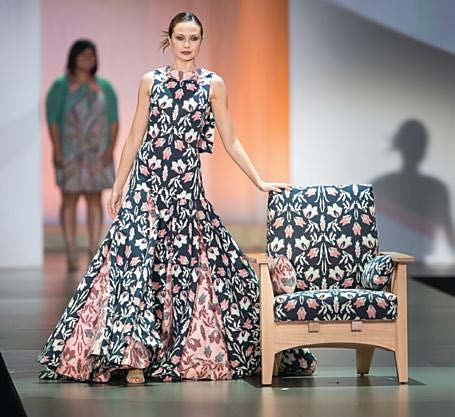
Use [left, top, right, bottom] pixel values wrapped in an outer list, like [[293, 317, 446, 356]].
[[266, 184, 399, 323], [267, 185, 380, 291], [37, 66, 316, 382], [361, 255, 395, 291], [274, 288, 398, 322], [267, 255, 297, 295]]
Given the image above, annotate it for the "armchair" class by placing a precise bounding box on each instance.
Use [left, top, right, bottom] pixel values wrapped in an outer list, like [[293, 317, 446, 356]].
[[247, 184, 414, 385]]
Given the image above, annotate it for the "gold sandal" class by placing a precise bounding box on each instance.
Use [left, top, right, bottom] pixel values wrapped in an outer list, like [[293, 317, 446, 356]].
[[126, 369, 145, 385]]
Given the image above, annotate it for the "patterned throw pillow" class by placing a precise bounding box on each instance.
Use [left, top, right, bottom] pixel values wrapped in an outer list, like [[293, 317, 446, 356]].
[[267, 255, 297, 295], [361, 255, 394, 290]]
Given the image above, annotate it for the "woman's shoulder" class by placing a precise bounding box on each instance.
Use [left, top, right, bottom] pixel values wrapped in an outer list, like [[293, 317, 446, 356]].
[[199, 67, 218, 78], [205, 70, 224, 88], [49, 74, 68, 89]]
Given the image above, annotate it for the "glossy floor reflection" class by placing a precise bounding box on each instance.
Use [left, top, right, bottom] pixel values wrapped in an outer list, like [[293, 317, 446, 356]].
[[1, 253, 454, 417]]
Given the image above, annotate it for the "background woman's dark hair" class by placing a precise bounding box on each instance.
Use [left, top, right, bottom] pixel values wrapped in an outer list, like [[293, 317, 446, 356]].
[[66, 39, 98, 76], [160, 11, 203, 52]]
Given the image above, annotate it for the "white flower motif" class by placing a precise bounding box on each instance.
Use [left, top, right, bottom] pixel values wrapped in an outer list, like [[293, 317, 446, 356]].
[[239, 296, 251, 310], [148, 123, 160, 138], [303, 204, 318, 219], [327, 203, 342, 218], [207, 246, 220, 261], [304, 267, 320, 282], [135, 237, 147, 251], [295, 236, 311, 251], [182, 97, 198, 113], [328, 266, 344, 281], [158, 95, 173, 109], [269, 237, 285, 252], [171, 159, 186, 174], [337, 234, 352, 249], [185, 129, 198, 144], [177, 190, 192, 201], [362, 233, 377, 249], [174, 234, 188, 248], [148, 155, 161, 170]]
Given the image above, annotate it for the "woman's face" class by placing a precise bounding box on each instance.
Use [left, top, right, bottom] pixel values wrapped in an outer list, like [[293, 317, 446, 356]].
[[76, 47, 96, 72], [168, 21, 202, 62]]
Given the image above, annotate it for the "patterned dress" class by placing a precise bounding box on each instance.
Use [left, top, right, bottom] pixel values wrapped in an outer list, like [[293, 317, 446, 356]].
[[46, 75, 118, 193], [37, 65, 316, 382]]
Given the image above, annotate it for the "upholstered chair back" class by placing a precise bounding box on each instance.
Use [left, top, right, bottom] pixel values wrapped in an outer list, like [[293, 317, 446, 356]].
[[266, 185, 379, 290]]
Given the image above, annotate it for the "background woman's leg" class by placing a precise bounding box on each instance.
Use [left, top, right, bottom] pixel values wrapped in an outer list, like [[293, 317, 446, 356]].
[[60, 191, 80, 271]]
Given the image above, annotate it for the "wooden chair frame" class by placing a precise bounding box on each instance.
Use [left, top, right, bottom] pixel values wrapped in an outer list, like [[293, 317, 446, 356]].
[[246, 251, 414, 385]]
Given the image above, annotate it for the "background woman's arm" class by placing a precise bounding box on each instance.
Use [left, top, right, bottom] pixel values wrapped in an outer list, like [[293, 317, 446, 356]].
[[101, 80, 120, 166], [45, 78, 64, 168], [210, 74, 291, 193], [48, 124, 63, 167]]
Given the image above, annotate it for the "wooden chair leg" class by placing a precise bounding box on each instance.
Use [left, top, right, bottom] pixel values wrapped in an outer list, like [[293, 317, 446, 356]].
[[356, 346, 375, 376], [261, 343, 275, 385], [273, 352, 282, 376], [394, 263, 409, 384], [394, 350, 408, 384], [257, 262, 277, 386]]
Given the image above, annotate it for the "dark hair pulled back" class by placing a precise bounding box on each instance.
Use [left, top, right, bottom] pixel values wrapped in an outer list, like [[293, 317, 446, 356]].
[[160, 11, 203, 52]]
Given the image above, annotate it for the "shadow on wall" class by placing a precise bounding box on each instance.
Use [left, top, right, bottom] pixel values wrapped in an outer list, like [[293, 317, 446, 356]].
[[371, 119, 455, 265]]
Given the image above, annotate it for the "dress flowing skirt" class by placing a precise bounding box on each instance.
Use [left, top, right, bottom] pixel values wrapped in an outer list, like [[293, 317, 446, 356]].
[[37, 150, 316, 382]]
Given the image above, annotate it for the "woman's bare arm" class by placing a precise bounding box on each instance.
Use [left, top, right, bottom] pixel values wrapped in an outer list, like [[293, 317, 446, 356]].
[[112, 72, 154, 193], [210, 74, 291, 192]]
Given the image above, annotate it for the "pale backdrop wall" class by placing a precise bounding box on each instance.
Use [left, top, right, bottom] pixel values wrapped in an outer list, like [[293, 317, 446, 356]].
[[0, 1, 42, 267], [290, 0, 455, 264]]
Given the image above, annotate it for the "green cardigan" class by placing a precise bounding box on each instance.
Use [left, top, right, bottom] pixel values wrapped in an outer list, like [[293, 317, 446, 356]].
[[46, 74, 118, 135]]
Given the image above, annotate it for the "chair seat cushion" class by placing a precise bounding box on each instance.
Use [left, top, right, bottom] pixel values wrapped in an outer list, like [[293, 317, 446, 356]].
[[274, 289, 397, 322]]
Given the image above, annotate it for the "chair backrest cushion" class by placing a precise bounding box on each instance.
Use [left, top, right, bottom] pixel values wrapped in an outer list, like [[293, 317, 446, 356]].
[[266, 184, 379, 290]]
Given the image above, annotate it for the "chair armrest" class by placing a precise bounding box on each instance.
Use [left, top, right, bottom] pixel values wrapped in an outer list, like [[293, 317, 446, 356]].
[[383, 252, 413, 296], [381, 251, 415, 264], [245, 252, 275, 323], [246, 252, 268, 265]]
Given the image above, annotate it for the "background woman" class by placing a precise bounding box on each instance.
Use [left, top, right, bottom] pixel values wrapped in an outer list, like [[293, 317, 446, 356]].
[[46, 39, 119, 271]]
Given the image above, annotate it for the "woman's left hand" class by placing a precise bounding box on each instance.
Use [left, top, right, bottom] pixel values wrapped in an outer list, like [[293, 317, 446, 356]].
[[257, 180, 293, 193]]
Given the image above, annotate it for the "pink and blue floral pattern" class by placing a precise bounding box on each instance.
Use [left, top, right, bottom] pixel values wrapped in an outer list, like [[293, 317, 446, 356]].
[[266, 185, 398, 324], [274, 288, 398, 322], [267, 185, 379, 291], [267, 255, 297, 295]]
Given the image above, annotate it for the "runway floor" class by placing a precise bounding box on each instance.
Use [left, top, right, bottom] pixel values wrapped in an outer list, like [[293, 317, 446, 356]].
[[1, 252, 454, 417]]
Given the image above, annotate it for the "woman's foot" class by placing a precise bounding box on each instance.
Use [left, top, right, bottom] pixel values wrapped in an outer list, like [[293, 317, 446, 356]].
[[126, 369, 145, 385]]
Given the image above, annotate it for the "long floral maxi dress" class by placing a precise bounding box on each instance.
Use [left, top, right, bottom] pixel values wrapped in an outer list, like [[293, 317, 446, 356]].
[[37, 66, 317, 382]]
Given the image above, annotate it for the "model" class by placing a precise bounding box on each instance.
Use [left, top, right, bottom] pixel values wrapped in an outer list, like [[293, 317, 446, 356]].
[[38, 11, 316, 385]]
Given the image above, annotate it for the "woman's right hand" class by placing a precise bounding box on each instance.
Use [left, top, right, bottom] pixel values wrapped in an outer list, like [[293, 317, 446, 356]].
[[53, 149, 63, 168], [107, 187, 123, 219]]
